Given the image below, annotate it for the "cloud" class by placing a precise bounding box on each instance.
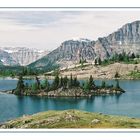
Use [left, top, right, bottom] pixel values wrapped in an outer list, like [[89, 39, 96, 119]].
[[0, 19, 37, 31], [0, 10, 140, 50], [0, 11, 84, 28]]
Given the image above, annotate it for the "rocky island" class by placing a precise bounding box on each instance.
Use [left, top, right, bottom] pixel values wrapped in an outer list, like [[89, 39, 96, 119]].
[[11, 74, 125, 97]]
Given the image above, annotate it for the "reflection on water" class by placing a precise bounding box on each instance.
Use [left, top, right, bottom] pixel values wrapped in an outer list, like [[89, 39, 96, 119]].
[[115, 94, 122, 104], [0, 79, 140, 122]]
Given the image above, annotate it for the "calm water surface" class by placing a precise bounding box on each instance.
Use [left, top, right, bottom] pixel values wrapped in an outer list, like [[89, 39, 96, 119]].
[[0, 78, 140, 123]]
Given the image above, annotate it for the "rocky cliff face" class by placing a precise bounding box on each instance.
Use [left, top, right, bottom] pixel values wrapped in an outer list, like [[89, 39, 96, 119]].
[[53, 38, 95, 62], [29, 38, 96, 69], [0, 47, 48, 66], [27, 20, 140, 70], [95, 20, 140, 58]]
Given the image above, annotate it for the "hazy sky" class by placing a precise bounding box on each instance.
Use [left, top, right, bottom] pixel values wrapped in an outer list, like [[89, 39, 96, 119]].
[[1, 10, 140, 50]]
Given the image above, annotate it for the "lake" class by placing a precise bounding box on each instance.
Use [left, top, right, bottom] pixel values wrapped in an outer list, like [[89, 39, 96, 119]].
[[0, 78, 140, 123]]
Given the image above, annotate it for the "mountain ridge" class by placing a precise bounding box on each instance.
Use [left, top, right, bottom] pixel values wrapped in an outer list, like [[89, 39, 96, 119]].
[[0, 47, 48, 66], [29, 20, 140, 71]]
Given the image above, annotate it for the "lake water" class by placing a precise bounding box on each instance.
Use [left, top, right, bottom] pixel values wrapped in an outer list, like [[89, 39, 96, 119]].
[[0, 78, 140, 123]]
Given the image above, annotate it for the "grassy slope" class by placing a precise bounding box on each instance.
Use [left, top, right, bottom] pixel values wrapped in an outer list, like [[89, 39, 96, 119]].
[[59, 62, 140, 79], [1, 110, 140, 128]]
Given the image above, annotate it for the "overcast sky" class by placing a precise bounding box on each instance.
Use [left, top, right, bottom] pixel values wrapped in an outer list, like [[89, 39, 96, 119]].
[[0, 10, 140, 50]]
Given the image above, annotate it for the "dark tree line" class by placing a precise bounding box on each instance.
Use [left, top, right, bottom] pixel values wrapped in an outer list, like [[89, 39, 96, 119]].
[[93, 52, 139, 66], [0, 66, 40, 77], [13, 74, 122, 95], [101, 52, 139, 65]]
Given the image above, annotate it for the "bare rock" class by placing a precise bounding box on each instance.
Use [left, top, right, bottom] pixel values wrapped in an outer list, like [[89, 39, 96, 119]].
[[91, 119, 100, 124]]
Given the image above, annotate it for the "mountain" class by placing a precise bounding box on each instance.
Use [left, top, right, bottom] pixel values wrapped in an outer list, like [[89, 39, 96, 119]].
[[0, 49, 18, 66], [28, 38, 95, 70], [0, 60, 3, 65], [29, 20, 140, 71], [0, 47, 48, 66], [93, 20, 140, 59]]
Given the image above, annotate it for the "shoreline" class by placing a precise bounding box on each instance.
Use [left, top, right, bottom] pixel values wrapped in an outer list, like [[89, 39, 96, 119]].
[[1, 75, 140, 80], [1, 109, 140, 128], [1, 86, 125, 97]]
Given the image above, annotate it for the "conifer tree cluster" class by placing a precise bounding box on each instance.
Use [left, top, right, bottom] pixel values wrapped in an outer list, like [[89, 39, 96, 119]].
[[51, 73, 80, 90], [102, 52, 139, 65], [13, 74, 124, 95], [82, 75, 95, 93]]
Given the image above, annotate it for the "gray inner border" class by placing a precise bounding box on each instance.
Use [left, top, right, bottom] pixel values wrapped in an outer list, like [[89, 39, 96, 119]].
[[1, 7, 140, 8], [0, 7, 140, 133], [0, 130, 140, 133]]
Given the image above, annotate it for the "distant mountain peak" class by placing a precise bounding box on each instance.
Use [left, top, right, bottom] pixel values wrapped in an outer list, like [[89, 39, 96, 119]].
[[70, 38, 91, 42], [0, 47, 48, 66]]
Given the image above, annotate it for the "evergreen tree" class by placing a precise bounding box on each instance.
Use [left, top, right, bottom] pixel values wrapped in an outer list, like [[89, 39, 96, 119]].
[[44, 78, 49, 86], [69, 73, 73, 88], [81, 60, 84, 68], [118, 53, 123, 61], [31, 82, 38, 92], [95, 59, 97, 65], [35, 76, 40, 89], [122, 51, 126, 60], [10, 71, 15, 78], [41, 78, 50, 89], [130, 53, 136, 59], [89, 75, 94, 90], [98, 57, 102, 65], [115, 80, 120, 89], [73, 76, 80, 87], [79, 59, 82, 64], [83, 80, 90, 93], [124, 55, 129, 62], [63, 76, 68, 89], [60, 77, 63, 88], [16, 75, 25, 95], [52, 74, 60, 90], [114, 53, 118, 62], [101, 81, 106, 88], [114, 72, 119, 78], [102, 59, 109, 65]]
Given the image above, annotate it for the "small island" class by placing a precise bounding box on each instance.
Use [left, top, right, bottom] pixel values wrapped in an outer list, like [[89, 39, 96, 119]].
[[11, 74, 125, 97]]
